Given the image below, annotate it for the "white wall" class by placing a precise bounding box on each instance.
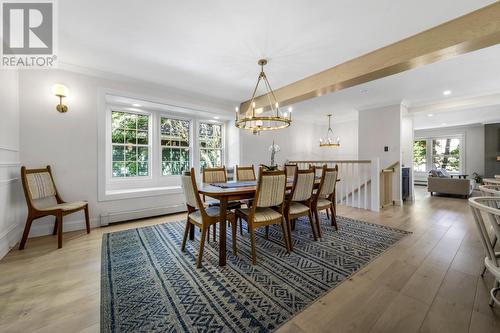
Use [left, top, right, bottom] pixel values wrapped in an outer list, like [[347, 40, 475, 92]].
[[18, 69, 233, 237], [414, 123, 485, 180], [239, 118, 359, 167], [0, 70, 24, 258], [358, 104, 402, 204], [401, 114, 415, 200]]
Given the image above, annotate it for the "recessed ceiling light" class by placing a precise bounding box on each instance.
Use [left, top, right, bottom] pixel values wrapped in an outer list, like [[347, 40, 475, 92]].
[[427, 114, 434, 117], [213, 116, 220, 119], [288, 107, 293, 112], [132, 103, 142, 107], [443, 90, 452, 96]]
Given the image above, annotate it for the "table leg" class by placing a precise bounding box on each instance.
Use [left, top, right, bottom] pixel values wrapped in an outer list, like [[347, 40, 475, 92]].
[[219, 197, 228, 266]]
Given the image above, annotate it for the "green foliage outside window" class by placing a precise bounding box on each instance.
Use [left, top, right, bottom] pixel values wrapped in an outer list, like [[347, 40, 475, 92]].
[[111, 111, 149, 177], [199, 122, 223, 170], [413, 140, 427, 172], [161, 118, 190, 175]]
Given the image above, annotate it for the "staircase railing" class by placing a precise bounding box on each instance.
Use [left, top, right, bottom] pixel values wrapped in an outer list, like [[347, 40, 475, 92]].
[[380, 161, 400, 208], [288, 159, 380, 212]]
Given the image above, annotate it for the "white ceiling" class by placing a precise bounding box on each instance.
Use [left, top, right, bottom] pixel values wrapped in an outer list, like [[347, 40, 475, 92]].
[[59, 0, 495, 105], [291, 44, 500, 123]]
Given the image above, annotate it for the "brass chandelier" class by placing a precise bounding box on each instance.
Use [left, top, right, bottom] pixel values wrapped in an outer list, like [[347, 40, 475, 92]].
[[235, 59, 291, 134], [319, 114, 340, 147]]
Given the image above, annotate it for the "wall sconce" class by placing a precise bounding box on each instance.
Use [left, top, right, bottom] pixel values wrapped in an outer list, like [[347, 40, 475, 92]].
[[52, 84, 69, 113]]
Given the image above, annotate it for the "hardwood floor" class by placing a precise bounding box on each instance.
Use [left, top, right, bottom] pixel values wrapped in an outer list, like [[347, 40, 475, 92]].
[[0, 187, 498, 332]]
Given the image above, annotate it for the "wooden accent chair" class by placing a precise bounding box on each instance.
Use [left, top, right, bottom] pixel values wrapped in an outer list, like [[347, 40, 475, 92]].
[[20, 165, 90, 249], [202, 166, 241, 240], [469, 197, 500, 307], [285, 167, 317, 250], [236, 168, 290, 264], [180, 169, 237, 268], [311, 165, 339, 237], [235, 165, 256, 181]]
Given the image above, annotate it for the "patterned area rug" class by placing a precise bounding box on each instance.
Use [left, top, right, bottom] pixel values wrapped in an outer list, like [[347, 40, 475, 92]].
[[101, 214, 410, 333]]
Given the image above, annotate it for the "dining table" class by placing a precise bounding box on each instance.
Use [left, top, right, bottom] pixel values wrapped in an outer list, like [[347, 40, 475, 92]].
[[197, 177, 331, 266]]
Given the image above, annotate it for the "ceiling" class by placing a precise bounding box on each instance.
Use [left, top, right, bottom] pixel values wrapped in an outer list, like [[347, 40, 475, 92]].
[[290, 44, 500, 123], [59, 0, 496, 106]]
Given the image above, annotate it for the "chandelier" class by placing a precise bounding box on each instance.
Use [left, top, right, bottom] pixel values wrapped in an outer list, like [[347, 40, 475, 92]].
[[319, 114, 340, 147], [235, 59, 291, 134]]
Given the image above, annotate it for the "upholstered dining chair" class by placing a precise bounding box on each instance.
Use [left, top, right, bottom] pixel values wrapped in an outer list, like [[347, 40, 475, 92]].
[[285, 167, 317, 249], [469, 197, 500, 307], [202, 166, 241, 240], [284, 164, 297, 179], [236, 168, 290, 264], [311, 165, 339, 237], [235, 165, 256, 181], [181, 169, 237, 268], [478, 185, 500, 276], [19, 165, 90, 249]]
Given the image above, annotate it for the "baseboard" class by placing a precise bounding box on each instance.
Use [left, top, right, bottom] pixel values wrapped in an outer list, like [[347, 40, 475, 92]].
[[28, 217, 101, 238], [19, 204, 186, 239], [101, 204, 186, 226], [0, 222, 23, 259]]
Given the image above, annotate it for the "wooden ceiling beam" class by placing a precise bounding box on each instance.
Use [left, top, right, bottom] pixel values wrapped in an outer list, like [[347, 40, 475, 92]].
[[239, 3, 500, 113]]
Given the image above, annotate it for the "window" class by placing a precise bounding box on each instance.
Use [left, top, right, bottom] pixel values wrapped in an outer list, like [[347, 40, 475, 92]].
[[199, 122, 223, 170], [431, 138, 460, 172], [100, 95, 227, 201], [413, 140, 427, 172], [160, 117, 191, 175], [111, 111, 150, 177], [412, 136, 462, 174]]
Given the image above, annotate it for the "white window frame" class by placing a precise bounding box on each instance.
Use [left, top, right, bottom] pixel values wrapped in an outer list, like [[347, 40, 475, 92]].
[[198, 120, 225, 171], [159, 113, 194, 177], [413, 134, 465, 176], [98, 93, 227, 201]]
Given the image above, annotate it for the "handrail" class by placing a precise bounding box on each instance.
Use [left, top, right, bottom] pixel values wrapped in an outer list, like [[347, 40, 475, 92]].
[[289, 160, 371, 164]]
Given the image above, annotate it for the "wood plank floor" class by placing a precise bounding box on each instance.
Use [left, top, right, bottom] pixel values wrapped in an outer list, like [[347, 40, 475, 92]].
[[0, 187, 499, 333]]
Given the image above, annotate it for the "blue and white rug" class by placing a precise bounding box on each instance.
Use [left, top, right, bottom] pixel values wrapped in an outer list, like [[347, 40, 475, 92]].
[[101, 214, 409, 333]]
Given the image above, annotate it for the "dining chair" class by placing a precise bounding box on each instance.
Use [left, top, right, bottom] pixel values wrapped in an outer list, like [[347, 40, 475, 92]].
[[202, 166, 241, 240], [285, 167, 317, 249], [284, 164, 297, 179], [236, 168, 290, 264], [181, 169, 237, 268], [19, 165, 90, 249], [235, 165, 256, 181], [478, 185, 500, 276], [469, 196, 500, 307], [311, 165, 339, 237]]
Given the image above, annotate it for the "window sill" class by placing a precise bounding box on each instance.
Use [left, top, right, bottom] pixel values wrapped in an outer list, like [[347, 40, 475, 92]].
[[100, 185, 183, 201]]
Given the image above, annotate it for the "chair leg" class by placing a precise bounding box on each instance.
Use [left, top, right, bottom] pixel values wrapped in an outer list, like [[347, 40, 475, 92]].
[[249, 227, 257, 265], [181, 221, 190, 251], [291, 219, 296, 231], [84, 205, 90, 234], [490, 280, 500, 307], [57, 213, 63, 249], [19, 215, 34, 250], [265, 226, 269, 240], [197, 226, 208, 268], [212, 223, 217, 242], [52, 217, 58, 236], [330, 205, 338, 230], [314, 209, 322, 238], [189, 223, 195, 240], [231, 220, 237, 255], [308, 210, 318, 241], [280, 218, 290, 253], [326, 209, 330, 220], [285, 215, 293, 251], [239, 217, 243, 235]]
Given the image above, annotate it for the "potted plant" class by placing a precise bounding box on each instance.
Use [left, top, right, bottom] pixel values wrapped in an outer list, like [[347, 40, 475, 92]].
[[260, 140, 280, 171]]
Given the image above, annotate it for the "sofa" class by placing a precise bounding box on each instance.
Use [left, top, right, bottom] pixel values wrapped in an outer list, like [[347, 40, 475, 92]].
[[427, 169, 474, 198]]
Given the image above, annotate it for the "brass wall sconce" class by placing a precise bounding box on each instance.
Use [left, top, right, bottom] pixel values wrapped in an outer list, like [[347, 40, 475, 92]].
[[52, 84, 69, 113]]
